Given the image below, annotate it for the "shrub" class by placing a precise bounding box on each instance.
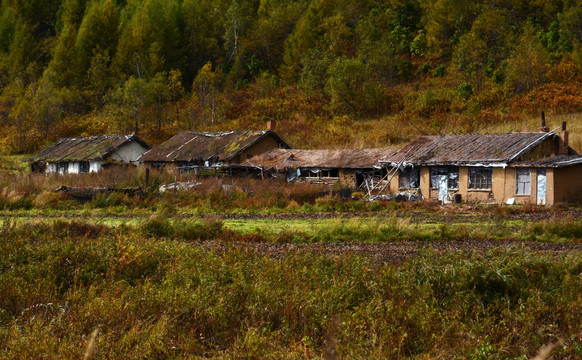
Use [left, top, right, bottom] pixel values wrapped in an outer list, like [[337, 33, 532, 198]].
[[176, 218, 226, 241], [141, 216, 175, 238], [433, 64, 446, 77], [457, 82, 473, 100]]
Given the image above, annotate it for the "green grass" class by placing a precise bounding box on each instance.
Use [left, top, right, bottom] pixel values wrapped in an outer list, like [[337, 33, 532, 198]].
[[0, 220, 581, 358], [0, 210, 579, 243]]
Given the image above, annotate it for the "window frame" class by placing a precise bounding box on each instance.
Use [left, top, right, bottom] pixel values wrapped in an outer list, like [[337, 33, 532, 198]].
[[150, 161, 167, 169], [430, 166, 459, 190], [79, 161, 90, 174], [468, 167, 492, 190], [57, 162, 68, 174], [299, 168, 339, 178], [399, 167, 420, 189], [515, 168, 531, 195]]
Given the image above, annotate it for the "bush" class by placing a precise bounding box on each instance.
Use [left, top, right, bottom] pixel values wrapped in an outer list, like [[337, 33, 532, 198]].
[[433, 64, 446, 77], [141, 216, 175, 238], [457, 82, 473, 100], [176, 218, 226, 241]]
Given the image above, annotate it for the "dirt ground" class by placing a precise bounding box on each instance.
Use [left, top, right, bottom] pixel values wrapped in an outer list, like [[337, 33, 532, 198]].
[[200, 240, 582, 264]]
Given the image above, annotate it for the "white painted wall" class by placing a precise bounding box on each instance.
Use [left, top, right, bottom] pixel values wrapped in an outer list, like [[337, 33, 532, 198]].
[[43, 139, 146, 174], [110, 141, 149, 163], [47, 163, 57, 174], [68, 162, 80, 174], [46, 161, 103, 174], [90, 162, 102, 172]]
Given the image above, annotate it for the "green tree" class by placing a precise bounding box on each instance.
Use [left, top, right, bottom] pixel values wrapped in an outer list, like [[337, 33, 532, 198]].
[[454, 31, 488, 90], [326, 57, 385, 116], [44, 24, 80, 87], [421, 0, 478, 58], [86, 52, 112, 105], [147, 72, 171, 136], [114, 0, 182, 79], [182, 0, 230, 84], [75, 0, 119, 78], [192, 62, 222, 125], [299, 47, 333, 95], [106, 76, 151, 134], [506, 24, 549, 94]]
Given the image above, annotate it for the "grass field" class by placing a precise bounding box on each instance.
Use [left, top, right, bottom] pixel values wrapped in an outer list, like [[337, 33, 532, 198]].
[[1, 168, 582, 358]]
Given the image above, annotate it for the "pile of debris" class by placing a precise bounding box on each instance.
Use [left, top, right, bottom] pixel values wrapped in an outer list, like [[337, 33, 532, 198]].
[[55, 186, 143, 203]]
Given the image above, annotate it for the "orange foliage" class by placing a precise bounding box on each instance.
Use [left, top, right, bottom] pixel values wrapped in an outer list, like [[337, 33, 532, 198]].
[[510, 78, 582, 114]]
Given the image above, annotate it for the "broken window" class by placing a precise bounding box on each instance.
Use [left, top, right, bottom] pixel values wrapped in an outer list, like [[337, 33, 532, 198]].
[[516, 168, 531, 195], [468, 167, 492, 189], [151, 162, 166, 169], [299, 168, 339, 178], [399, 167, 420, 189], [79, 161, 90, 173], [430, 166, 459, 189], [57, 162, 68, 174]]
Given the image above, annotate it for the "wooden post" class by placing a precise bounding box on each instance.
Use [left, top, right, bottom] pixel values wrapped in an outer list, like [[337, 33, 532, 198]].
[[145, 168, 150, 187]]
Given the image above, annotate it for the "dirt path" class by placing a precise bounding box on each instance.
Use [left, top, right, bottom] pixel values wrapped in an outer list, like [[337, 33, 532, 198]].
[[199, 240, 582, 264]]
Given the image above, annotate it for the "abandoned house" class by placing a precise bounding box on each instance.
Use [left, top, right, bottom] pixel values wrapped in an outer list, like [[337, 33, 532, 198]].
[[29, 134, 150, 174], [139, 126, 290, 173], [247, 148, 396, 188], [377, 122, 582, 205]]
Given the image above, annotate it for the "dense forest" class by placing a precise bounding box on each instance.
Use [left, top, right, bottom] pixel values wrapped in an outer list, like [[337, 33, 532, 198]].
[[1, 0, 582, 153]]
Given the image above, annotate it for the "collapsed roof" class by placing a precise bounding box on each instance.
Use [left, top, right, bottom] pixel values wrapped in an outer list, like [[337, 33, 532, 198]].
[[29, 135, 149, 162], [247, 148, 397, 171]]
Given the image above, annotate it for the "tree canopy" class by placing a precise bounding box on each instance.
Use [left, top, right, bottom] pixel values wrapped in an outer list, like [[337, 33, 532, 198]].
[[1, 0, 582, 153]]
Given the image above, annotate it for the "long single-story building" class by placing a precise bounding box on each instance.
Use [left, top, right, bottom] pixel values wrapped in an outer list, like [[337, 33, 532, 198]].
[[379, 122, 582, 205], [139, 127, 290, 173], [247, 148, 396, 188], [29, 134, 150, 174]]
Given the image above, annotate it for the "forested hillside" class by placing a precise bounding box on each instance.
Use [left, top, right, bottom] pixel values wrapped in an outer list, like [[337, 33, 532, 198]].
[[1, 0, 582, 153]]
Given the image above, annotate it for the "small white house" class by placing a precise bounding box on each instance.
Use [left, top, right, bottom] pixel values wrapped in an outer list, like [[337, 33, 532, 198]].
[[29, 135, 150, 174]]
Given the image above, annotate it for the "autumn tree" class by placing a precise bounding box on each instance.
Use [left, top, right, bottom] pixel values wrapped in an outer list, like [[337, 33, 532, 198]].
[[192, 62, 222, 126], [506, 23, 549, 94], [326, 57, 385, 116]]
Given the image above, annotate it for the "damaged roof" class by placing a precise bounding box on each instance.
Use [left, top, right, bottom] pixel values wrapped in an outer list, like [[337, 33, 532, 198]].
[[247, 148, 397, 171], [380, 132, 578, 166], [29, 135, 149, 162], [512, 155, 582, 168], [139, 130, 289, 163]]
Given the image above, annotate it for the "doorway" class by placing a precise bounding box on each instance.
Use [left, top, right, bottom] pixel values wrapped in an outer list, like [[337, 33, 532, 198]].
[[537, 170, 546, 205]]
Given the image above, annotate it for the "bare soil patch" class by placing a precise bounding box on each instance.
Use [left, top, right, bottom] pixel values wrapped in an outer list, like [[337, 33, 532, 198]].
[[200, 240, 582, 264]]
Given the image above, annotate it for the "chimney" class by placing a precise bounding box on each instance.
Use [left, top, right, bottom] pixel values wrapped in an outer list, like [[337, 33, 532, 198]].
[[267, 121, 276, 131], [559, 121, 569, 155], [539, 111, 549, 132]]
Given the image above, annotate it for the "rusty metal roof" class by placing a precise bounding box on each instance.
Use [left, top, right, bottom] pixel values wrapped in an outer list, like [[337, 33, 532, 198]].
[[247, 148, 397, 171], [380, 132, 577, 166], [139, 130, 290, 163], [29, 135, 149, 162]]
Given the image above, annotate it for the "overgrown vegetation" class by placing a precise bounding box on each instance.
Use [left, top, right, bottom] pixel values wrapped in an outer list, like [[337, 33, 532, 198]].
[[0, 219, 581, 358], [2, 1, 582, 152], [2, 163, 582, 357]]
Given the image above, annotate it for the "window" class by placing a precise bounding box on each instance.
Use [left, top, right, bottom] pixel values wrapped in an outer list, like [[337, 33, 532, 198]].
[[516, 169, 531, 195], [151, 162, 166, 169], [79, 161, 90, 173], [299, 168, 339, 178], [57, 162, 68, 174], [399, 167, 420, 189], [468, 167, 492, 189], [430, 166, 459, 189]]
